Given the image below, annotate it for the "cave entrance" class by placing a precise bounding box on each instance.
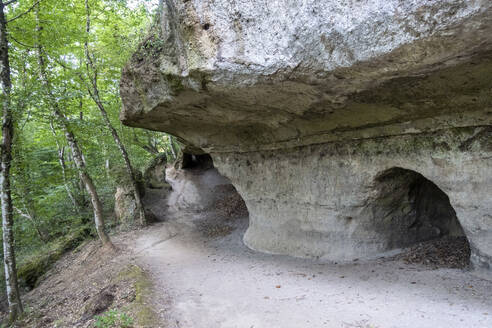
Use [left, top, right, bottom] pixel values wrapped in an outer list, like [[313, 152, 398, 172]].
[[167, 151, 249, 236], [181, 153, 214, 170], [370, 167, 470, 268]]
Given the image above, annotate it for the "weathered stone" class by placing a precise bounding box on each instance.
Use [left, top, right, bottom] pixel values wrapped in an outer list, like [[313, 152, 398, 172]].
[[81, 285, 116, 321], [165, 166, 231, 212], [120, 0, 492, 271], [144, 153, 168, 188], [114, 185, 138, 224], [214, 127, 491, 268], [120, 0, 492, 152]]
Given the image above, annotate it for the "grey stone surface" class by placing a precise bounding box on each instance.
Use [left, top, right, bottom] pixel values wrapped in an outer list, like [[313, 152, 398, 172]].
[[165, 166, 231, 212], [120, 0, 492, 152], [120, 0, 492, 270], [214, 127, 492, 270], [114, 185, 137, 224], [144, 153, 168, 188]]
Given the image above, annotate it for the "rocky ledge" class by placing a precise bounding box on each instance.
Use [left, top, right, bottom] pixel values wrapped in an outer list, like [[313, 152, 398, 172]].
[[120, 0, 492, 271]]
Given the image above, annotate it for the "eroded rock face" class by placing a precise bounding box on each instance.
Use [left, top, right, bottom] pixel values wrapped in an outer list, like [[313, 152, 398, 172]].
[[165, 166, 231, 211], [120, 1, 492, 270], [214, 127, 491, 268], [144, 153, 168, 188], [121, 0, 492, 152], [114, 185, 137, 224]]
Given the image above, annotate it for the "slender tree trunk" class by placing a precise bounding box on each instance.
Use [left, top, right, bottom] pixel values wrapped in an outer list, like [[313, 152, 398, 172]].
[[14, 206, 48, 243], [169, 135, 177, 160], [50, 94, 112, 247], [64, 129, 112, 246], [65, 146, 88, 211], [49, 121, 80, 210], [50, 109, 112, 246], [35, 4, 112, 247], [84, 0, 146, 226], [0, 0, 23, 322], [88, 96, 146, 226]]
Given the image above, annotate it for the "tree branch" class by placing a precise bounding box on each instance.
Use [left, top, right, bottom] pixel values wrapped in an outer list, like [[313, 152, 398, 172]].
[[13, 206, 32, 220], [133, 131, 159, 155], [6, 0, 42, 23], [9, 34, 35, 48], [51, 54, 93, 92], [3, 0, 19, 7]]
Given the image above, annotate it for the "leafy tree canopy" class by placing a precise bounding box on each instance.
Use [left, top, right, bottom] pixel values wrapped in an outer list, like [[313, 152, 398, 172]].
[[0, 0, 177, 296]]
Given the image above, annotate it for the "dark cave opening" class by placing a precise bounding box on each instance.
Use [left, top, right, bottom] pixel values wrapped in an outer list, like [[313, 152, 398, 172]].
[[371, 167, 470, 267], [181, 153, 214, 170], [174, 151, 249, 221]]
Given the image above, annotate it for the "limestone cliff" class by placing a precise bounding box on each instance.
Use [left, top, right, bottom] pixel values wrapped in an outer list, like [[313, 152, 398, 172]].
[[120, 0, 492, 271]]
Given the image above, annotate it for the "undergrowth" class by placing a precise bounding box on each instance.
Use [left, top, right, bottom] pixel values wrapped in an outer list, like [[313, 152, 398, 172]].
[[94, 309, 134, 328]]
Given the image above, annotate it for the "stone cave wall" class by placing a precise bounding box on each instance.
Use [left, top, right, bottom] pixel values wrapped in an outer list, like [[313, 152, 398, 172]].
[[213, 127, 491, 269]]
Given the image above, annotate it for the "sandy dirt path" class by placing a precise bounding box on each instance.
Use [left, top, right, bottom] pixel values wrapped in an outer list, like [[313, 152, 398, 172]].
[[132, 210, 492, 328], [134, 168, 492, 328]]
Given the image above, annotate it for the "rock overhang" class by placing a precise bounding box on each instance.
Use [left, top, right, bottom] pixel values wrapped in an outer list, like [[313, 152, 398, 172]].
[[120, 0, 492, 153], [120, 0, 492, 270]]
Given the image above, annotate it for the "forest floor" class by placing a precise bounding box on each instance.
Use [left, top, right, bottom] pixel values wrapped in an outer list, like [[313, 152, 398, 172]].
[[13, 228, 160, 328], [13, 168, 492, 328]]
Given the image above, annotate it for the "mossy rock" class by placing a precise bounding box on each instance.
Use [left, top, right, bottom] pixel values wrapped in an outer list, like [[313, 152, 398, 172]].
[[144, 153, 167, 189]]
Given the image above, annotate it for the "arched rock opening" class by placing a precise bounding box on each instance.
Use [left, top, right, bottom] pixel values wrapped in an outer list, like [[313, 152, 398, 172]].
[[166, 152, 249, 222], [212, 140, 482, 266], [366, 167, 470, 265]]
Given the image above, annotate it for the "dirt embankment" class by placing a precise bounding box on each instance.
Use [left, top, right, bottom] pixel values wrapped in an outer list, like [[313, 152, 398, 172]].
[[9, 230, 160, 328]]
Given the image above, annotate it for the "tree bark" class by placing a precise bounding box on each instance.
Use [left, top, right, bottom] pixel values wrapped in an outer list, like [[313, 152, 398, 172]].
[[64, 129, 112, 246], [66, 146, 88, 211], [0, 0, 23, 322], [84, 0, 146, 226], [169, 135, 177, 160], [49, 120, 80, 210], [88, 96, 146, 226], [35, 4, 112, 247], [14, 206, 48, 242]]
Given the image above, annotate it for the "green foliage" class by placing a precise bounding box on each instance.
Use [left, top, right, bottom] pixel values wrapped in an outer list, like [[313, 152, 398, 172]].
[[0, 0, 176, 310], [17, 225, 91, 289], [0, 224, 92, 293], [94, 309, 134, 328]]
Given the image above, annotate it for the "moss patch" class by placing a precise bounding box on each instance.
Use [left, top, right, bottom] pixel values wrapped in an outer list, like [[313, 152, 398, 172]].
[[114, 265, 159, 327], [17, 226, 91, 290]]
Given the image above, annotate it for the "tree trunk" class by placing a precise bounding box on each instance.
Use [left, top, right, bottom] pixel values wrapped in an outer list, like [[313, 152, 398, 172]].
[[169, 135, 177, 160], [89, 97, 146, 226], [14, 206, 48, 243], [66, 146, 88, 212], [0, 0, 23, 322], [49, 120, 80, 210], [84, 0, 146, 226], [35, 4, 112, 247], [158, 0, 165, 27], [64, 129, 112, 246]]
